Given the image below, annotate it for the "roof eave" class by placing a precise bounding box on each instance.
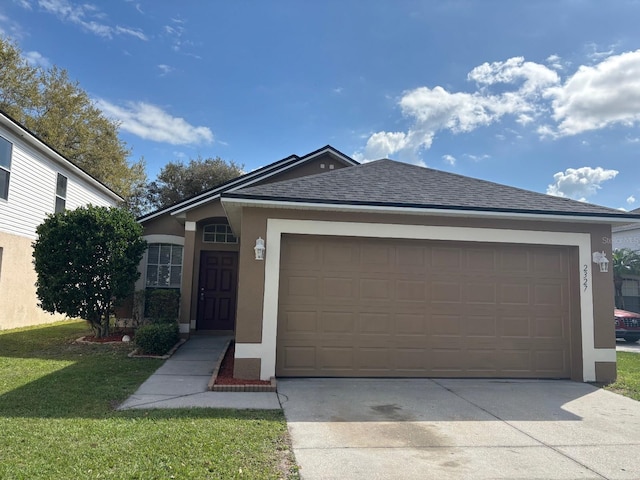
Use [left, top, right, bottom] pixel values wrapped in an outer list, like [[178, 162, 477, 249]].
[[221, 196, 640, 233]]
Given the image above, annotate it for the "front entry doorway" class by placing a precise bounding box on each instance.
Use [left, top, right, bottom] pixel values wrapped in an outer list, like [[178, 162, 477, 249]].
[[196, 251, 238, 331]]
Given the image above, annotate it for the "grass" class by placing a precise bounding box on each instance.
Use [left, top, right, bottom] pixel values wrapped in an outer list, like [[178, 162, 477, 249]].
[[605, 351, 640, 401], [0, 320, 297, 479]]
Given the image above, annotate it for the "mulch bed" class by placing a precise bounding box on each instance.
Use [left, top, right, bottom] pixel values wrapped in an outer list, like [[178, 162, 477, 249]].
[[79, 329, 134, 343], [214, 343, 271, 386]]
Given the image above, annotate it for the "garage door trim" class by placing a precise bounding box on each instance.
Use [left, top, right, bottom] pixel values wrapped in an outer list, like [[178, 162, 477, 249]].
[[235, 219, 607, 381]]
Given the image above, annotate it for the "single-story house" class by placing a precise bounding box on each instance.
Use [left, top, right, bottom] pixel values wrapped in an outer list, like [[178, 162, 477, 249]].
[[136, 145, 640, 383], [0, 111, 122, 330]]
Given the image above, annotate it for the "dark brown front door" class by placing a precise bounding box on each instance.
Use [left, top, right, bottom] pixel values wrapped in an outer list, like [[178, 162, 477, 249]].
[[196, 251, 238, 330]]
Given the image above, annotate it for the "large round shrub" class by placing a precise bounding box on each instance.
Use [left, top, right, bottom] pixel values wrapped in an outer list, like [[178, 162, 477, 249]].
[[32, 205, 146, 338], [135, 323, 180, 355]]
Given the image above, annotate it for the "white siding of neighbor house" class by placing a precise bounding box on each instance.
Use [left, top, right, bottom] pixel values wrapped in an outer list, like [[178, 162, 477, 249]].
[[613, 227, 640, 252], [0, 128, 118, 240], [0, 120, 121, 330]]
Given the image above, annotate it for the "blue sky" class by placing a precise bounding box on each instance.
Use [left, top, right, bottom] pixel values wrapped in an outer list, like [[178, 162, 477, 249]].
[[2, 1, 640, 210]]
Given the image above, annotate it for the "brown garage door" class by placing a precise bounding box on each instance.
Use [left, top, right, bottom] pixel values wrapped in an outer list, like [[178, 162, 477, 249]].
[[276, 234, 574, 378]]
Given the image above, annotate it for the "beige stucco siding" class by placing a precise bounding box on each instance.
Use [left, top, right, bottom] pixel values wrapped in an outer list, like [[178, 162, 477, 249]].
[[142, 213, 185, 237], [0, 231, 65, 329]]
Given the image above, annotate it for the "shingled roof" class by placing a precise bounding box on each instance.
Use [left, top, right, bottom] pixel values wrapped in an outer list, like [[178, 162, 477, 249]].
[[224, 159, 637, 220]]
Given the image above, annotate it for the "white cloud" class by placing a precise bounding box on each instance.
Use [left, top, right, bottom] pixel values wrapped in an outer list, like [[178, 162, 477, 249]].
[[360, 131, 412, 160], [0, 12, 25, 38], [586, 42, 616, 61], [357, 56, 559, 164], [95, 99, 214, 145], [442, 154, 456, 166], [34, 0, 147, 40], [627, 195, 636, 205], [114, 26, 146, 40], [464, 154, 490, 162], [468, 56, 559, 95], [358, 50, 640, 162], [546, 54, 563, 70], [157, 64, 174, 76], [164, 17, 191, 53], [14, 0, 32, 9], [545, 49, 640, 136], [546, 167, 618, 200], [23, 50, 50, 67]]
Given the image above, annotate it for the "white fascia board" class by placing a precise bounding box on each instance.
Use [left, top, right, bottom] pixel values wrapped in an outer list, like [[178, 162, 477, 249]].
[[220, 197, 637, 225], [0, 114, 122, 202]]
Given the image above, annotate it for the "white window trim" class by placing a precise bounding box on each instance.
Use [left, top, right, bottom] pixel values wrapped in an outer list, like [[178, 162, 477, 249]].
[[0, 136, 12, 201], [136, 235, 185, 291], [234, 219, 608, 382], [55, 173, 67, 213], [202, 223, 238, 244]]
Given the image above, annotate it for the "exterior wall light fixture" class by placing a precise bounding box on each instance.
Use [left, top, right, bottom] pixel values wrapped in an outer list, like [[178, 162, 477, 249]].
[[592, 251, 609, 273], [254, 237, 265, 260]]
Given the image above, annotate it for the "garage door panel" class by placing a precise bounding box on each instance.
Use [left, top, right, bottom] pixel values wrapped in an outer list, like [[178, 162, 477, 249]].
[[466, 249, 498, 271], [360, 278, 392, 299], [432, 247, 462, 269], [430, 315, 462, 336], [276, 235, 573, 378], [534, 316, 566, 337], [285, 276, 318, 297], [396, 280, 427, 301], [321, 241, 357, 266], [466, 316, 497, 337], [281, 310, 317, 334], [464, 283, 497, 304], [395, 314, 426, 334], [397, 246, 426, 267], [358, 348, 391, 370], [319, 347, 353, 370], [431, 282, 462, 303], [358, 313, 391, 333], [500, 249, 530, 272], [533, 250, 566, 274], [500, 316, 531, 337], [499, 283, 531, 305]]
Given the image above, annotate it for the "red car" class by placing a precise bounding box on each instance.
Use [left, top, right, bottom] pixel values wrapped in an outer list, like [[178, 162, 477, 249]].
[[615, 309, 640, 343]]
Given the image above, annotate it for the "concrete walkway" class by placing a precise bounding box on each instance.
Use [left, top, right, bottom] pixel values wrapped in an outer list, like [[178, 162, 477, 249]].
[[118, 335, 280, 410]]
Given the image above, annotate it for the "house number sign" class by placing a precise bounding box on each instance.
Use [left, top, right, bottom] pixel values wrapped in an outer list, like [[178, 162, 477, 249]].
[[583, 264, 589, 292]]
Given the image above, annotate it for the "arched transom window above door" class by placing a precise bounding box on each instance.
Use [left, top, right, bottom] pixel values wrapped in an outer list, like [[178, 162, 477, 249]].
[[203, 224, 237, 244]]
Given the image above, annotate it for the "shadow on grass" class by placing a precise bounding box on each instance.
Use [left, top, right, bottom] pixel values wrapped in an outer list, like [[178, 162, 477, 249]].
[[0, 321, 281, 421]]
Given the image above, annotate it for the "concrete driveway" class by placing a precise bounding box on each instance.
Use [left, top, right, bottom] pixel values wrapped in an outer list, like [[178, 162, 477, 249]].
[[616, 339, 640, 353], [278, 378, 640, 480]]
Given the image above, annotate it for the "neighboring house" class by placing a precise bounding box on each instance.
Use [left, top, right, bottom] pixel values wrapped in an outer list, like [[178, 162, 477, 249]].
[[136, 145, 640, 384], [612, 207, 640, 312], [0, 111, 122, 330]]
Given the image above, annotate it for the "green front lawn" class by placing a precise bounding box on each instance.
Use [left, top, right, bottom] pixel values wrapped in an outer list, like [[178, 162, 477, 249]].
[[0, 321, 297, 479], [606, 352, 640, 401]]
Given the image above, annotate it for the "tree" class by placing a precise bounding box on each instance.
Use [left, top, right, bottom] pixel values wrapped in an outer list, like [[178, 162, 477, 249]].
[[612, 248, 640, 309], [146, 155, 244, 210], [0, 37, 146, 207], [32, 206, 147, 338]]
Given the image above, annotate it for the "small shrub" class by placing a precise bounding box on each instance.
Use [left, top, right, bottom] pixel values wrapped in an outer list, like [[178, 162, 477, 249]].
[[135, 323, 179, 355], [145, 289, 180, 324]]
